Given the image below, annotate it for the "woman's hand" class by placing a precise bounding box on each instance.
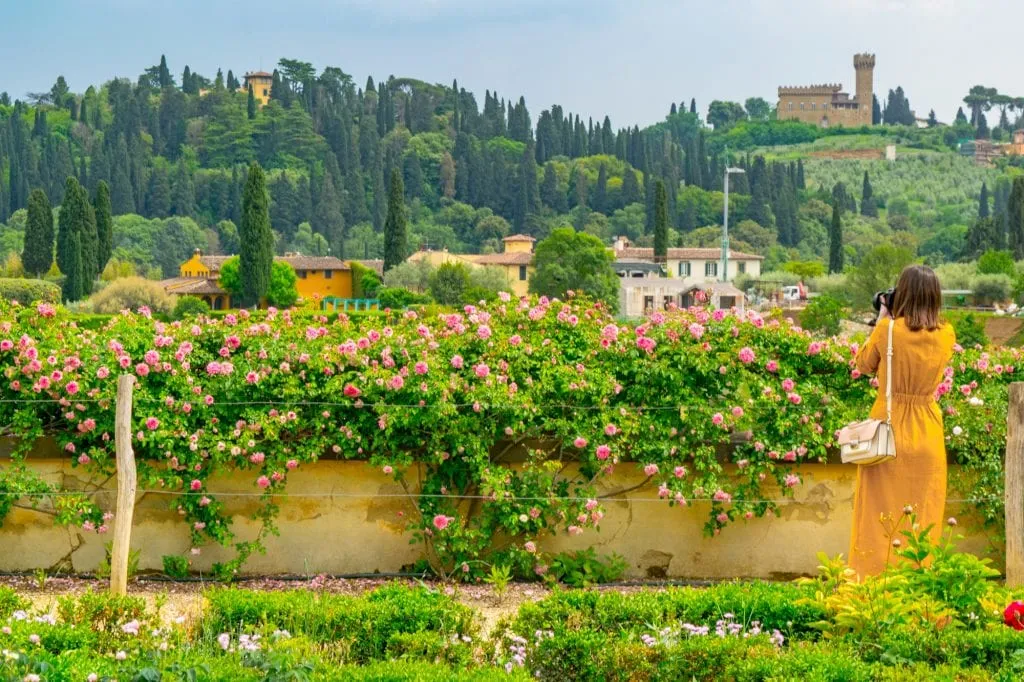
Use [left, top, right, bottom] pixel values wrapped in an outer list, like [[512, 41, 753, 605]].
[[878, 303, 891, 320]]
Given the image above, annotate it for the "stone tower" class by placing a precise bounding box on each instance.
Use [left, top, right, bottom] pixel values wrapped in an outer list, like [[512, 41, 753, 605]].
[[854, 53, 875, 123]]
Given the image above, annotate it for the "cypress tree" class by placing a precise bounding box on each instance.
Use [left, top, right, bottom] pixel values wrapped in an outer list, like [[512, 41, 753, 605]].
[[403, 153, 424, 202], [57, 177, 86, 301], [247, 84, 257, 120], [962, 217, 1001, 260], [23, 189, 54, 277], [594, 163, 608, 214], [540, 163, 559, 211], [372, 147, 386, 232], [796, 160, 806, 190], [1008, 177, 1024, 259], [239, 162, 274, 306], [158, 55, 172, 88], [872, 95, 882, 125], [146, 165, 171, 218], [383, 168, 407, 272], [94, 181, 113, 273], [860, 171, 877, 217], [643, 173, 656, 233], [78, 181, 98, 294], [979, 182, 990, 218], [170, 160, 195, 218], [313, 170, 344, 258], [621, 168, 641, 206], [689, 98, 696, 114], [653, 179, 668, 264], [227, 70, 239, 91], [748, 157, 772, 227], [828, 199, 844, 274]]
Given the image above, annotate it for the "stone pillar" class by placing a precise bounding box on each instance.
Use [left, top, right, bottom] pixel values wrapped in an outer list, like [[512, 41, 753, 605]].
[[854, 53, 875, 125]]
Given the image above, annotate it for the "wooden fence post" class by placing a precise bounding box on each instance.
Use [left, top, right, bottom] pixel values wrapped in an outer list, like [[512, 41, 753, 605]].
[[110, 375, 136, 596], [1006, 382, 1024, 587]]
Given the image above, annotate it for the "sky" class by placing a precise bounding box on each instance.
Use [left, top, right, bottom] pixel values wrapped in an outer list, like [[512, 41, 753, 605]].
[[0, 0, 1019, 128]]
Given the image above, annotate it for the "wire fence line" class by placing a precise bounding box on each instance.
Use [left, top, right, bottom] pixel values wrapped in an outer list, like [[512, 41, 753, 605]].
[[0, 397, 693, 410], [0, 489, 995, 505]]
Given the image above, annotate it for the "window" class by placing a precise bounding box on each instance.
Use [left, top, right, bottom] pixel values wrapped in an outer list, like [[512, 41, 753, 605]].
[[519, 265, 527, 281], [811, 103, 817, 110], [705, 262, 718, 277], [324, 270, 333, 279], [298, 270, 307, 279], [643, 296, 654, 312], [677, 261, 691, 277], [788, 102, 794, 111], [799, 102, 805, 110], [738, 262, 746, 274], [263, 89, 268, 97], [663, 296, 674, 309]]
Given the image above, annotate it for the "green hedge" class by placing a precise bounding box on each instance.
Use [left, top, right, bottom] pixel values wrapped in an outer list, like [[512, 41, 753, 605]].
[[0, 278, 61, 304], [203, 583, 478, 664]]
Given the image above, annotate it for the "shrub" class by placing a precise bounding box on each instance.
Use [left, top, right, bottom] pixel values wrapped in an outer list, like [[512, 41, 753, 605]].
[[378, 286, 431, 309], [801, 294, 845, 336], [384, 258, 434, 292], [808, 273, 852, 305], [0, 278, 61, 305], [351, 261, 383, 298], [162, 554, 191, 579], [429, 262, 471, 305], [971, 273, 1013, 305], [85, 277, 175, 315], [0, 585, 28, 619], [948, 312, 988, 348], [266, 261, 298, 308], [172, 296, 211, 320], [977, 250, 1016, 278]]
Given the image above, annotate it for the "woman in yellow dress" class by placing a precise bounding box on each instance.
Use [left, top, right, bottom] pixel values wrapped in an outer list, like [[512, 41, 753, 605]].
[[850, 265, 956, 577]]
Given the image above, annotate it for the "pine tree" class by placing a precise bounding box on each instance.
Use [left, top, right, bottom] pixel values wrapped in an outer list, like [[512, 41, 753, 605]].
[[860, 171, 877, 217], [239, 162, 274, 306], [828, 199, 844, 274], [872, 95, 882, 125], [158, 55, 172, 88], [689, 98, 696, 114], [383, 168, 407, 271], [94, 181, 113, 273], [653, 179, 668, 264], [955, 107, 968, 126], [247, 85, 257, 120], [1008, 176, 1024, 259], [23, 189, 54, 277], [979, 182, 990, 219]]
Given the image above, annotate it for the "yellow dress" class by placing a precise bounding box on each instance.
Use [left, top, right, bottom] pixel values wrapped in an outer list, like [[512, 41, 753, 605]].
[[850, 317, 956, 577]]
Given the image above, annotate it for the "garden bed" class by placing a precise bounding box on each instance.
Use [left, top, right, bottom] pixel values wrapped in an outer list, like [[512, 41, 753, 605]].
[[2, 531, 1024, 682]]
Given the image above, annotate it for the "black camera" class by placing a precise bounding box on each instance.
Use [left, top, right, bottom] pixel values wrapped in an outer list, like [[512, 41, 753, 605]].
[[868, 288, 896, 327]]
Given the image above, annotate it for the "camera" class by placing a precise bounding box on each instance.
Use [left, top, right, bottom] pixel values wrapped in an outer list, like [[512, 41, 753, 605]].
[[868, 288, 896, 327]]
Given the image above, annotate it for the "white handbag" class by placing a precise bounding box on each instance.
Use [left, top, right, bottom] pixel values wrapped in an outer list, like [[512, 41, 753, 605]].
[[837, 319, 896, 466]]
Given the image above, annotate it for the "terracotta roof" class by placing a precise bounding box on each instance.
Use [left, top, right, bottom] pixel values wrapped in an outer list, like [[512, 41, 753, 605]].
[[161, 278, 226, 296], [198, 255, 232, 273], [245, 71, 273, 79], [503, 234, 536, 243], [279, 256, 350, 271], [475, 252, 534, 266], [353, 259, 384, 276], [615, 247, 763, 261]]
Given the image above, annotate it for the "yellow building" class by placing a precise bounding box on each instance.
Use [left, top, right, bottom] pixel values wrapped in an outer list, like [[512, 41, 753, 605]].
[[163, 250, 376, 310], [407, 234, 536, 297], [777, 54, 875, 128], [241, 71, 273, 106]]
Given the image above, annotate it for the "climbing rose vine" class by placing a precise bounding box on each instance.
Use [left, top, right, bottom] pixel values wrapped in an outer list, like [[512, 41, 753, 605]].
[[0, 297, 1014, 579]]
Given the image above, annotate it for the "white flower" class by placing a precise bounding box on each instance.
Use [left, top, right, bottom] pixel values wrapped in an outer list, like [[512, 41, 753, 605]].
[[87, 674, 99, 682], [217, 632, 231, 650], [121, 619, 140, 636], [115, 650, 127, 660], [952, 426, 963, 436], [968, 397, 984, 407]]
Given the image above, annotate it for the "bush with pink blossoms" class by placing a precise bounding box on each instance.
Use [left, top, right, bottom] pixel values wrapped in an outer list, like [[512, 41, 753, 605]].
[[0, 296, 1014, 579]]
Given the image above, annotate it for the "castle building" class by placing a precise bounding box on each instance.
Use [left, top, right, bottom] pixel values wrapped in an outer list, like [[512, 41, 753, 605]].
[[777, 54, 875, 128], [241, 71, 273, 106]]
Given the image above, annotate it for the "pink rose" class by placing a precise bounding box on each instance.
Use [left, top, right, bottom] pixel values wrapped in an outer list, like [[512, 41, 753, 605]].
[[190, 479, 202, 491], [595, 445, 611, 460], [257, 476, 271, 489], [573, 437, 587, 448], [643, 463, 659, 476], [738, 347, 755, 364], [432, 514, 452, 531], [145, 417, 159, 431]]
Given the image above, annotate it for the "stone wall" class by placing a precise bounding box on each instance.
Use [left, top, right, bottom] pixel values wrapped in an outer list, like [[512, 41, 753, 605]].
[[0, 451, 991, 579]]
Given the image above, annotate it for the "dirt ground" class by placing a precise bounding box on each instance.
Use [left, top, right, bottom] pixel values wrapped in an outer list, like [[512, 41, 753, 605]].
[[0, 575, 672, 638]]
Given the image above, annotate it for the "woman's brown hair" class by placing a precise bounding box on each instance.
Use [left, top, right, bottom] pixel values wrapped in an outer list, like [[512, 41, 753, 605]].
[[890, 265, 942, 331]]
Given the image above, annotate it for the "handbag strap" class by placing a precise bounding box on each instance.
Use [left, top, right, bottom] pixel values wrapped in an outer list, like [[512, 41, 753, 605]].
[[885, 318, 894, 425]]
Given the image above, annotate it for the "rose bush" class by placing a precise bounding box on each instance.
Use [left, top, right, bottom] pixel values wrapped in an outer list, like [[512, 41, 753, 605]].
[[0, 296, 1014, 578]]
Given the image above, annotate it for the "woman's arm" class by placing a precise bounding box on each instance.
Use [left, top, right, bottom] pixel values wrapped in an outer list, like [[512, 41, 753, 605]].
[[855, 319, 886, 376]]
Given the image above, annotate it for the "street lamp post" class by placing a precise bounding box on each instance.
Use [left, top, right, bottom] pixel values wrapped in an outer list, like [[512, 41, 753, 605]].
[[722, 167, 746, 283]]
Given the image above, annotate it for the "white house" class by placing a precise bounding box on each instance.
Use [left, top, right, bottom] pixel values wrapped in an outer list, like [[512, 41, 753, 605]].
[[618, 267, 746, 318], [612, 236, 763, 283]]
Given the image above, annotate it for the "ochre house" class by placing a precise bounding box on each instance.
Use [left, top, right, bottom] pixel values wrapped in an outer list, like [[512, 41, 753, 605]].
[[407, 234, 536, 297], [163, 250, 383, 309], [241, 71, 273, 106]]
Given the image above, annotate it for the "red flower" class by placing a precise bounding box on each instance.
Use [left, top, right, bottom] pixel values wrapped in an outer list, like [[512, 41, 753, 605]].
[[1004, 601, 1024, 630]]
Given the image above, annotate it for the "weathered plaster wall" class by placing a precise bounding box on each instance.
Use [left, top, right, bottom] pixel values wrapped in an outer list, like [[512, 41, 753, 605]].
[[0, 455, 989, 579]]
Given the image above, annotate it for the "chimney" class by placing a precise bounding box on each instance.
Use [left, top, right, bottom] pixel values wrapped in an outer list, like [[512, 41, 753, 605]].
[[613, 236, 629, 252]]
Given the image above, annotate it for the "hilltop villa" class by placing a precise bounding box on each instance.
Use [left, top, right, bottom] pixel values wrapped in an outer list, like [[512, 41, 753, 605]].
[[407, 234, 537, 297]]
